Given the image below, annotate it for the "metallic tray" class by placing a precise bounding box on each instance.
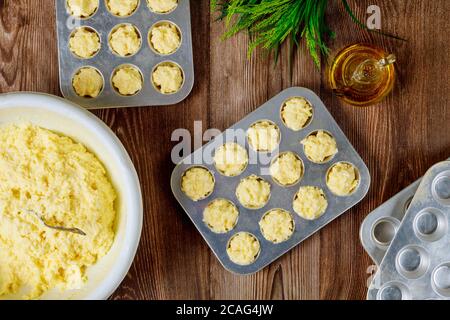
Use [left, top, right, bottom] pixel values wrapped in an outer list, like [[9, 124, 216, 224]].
[[171, 87, 371, 274], [55, 0, 194, 109]]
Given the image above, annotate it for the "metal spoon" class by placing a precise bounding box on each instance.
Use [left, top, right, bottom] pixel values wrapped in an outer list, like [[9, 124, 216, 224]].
[[27, 210, 86, 236]]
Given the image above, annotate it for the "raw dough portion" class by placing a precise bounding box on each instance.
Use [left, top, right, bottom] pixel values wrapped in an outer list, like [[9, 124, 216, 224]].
[[247, 121, 280, 152], [270, 152, 303, 186], [147, 0, 178, 13], [281, 97, 313, 131], [301, 130, 337, 163], [72, 67, 103, 98], [203, 199, 238, 233], [106, 0, 139, 16], [236, 175, 270, 209], [213, 142, 248, 177], [227, 232, 260, 265], [150, 22, 181, 55], [67, 0, 99, 18], [181, 167, 214, 201], [0, 124, 116, 299], [112, 66, 142, 95], [259, 209, 294, 243], [326, 162, 359, 196], [293, 186, 328, 220], [152, 63, 183, 94], [109, 24, 141, 56], [69, 27, 100, 58]]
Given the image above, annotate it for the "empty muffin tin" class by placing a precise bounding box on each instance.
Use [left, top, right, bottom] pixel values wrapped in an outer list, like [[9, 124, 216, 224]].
[[171, 87, 371, 274], [55, 0, 194, 109], [367, 161, 450, 300]]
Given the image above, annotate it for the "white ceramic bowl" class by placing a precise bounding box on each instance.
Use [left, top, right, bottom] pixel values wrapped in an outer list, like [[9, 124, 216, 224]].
[[0, 92, 143, 300]]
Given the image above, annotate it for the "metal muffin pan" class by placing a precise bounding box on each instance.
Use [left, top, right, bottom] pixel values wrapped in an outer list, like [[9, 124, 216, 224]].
[[55, 0, 194, 109], [367, 161, 450, 300], [171, 87, 371, 274]]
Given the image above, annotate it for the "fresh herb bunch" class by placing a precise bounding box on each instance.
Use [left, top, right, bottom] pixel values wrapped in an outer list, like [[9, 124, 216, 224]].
[[212, 0, 403, 68]]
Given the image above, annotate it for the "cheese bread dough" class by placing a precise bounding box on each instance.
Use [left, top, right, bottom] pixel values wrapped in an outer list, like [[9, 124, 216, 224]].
[[227, 232, 260, 265], [236, 175, 271, 209], [147, 0, 178, 13], [72, 67, 103, 98], [213, 142, 248, 177], [67, 0, 99, 18], [181, 167, 214, 201], [0, 124, 116, 299], [152, 63, 183, 94], [112, 65, 143, 96], [281, 97, 313, 131], [69, 27, 100, 59], [150, 22, 181, 55], [247, 121, 280, 152], [293, 186, 328, 220], [259, 209, 294, 243], [301, 130, 337, 163], [203, 199, 239, 233], [106, 0, 139, 16], [270, 152, 303, 186], [326, 162, 359, 196], [109, 24, 141, 56]]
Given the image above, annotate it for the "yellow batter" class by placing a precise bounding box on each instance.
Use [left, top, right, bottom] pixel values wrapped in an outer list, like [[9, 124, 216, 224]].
[[109, 24, 141, 57], [0, 124, 116, 299], [270, 152, 303, 186], [203, 199, 239, 234], [213, 142, 248, 177], [326, 162, 359, 196], [67, 0, 99, 18], [247, 121, 280, 152], [106, 0, 139, 16], [72, 67, 103, 98], [181, 167, 214, 201], [227, 232, 260, 265], [147, 0, 178, 13], [235, 175, 271, 209], [281, 97, 313, 131], [152, 63, 183, 94], [259, 209, 294, 243], [301, 130, 337, 163], [69, 27, 100, 59], [293, 186, 328, 220], [112, 65, 143, 96], [150, 22, 181, 55]]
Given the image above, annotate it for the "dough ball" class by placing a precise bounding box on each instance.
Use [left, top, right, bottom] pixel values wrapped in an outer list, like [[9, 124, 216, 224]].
[[112, 65, 143, 96], [213, 142, 248, 177], [69, 27, 100, 59], [106, 0, 139, 16], [259, 209, 294, 243], [270, 152, 303, 186], [152, 62, 183, 94], [109, 24, 141, 57], [247, 121, 280, 152], [150, 22, 181, 55], [281, 97, 313, 131], [293, 186, 328, 220], [227, 232, 260, 265], [203, 199, 239, 233], [326, 162, 359, 196], [301, 130, 337, 163], [147, 0, 178, 13], [236, 175, 271, 209], [72, 67, 103, 98], [181, 167, 214, 201], [67, 0, 99, 18]]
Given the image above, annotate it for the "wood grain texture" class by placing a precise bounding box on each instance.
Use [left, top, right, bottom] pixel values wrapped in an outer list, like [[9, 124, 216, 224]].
[[0, 0, 449, 300]]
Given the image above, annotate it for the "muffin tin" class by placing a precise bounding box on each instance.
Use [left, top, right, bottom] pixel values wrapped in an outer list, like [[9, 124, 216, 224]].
[[171, 87, 371, 274], [366, 161, 450, 300], [55, 0, 194, 109]]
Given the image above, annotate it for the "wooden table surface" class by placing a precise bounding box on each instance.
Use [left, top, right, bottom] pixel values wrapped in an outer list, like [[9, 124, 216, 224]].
[[0, 0, 449, 300]]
